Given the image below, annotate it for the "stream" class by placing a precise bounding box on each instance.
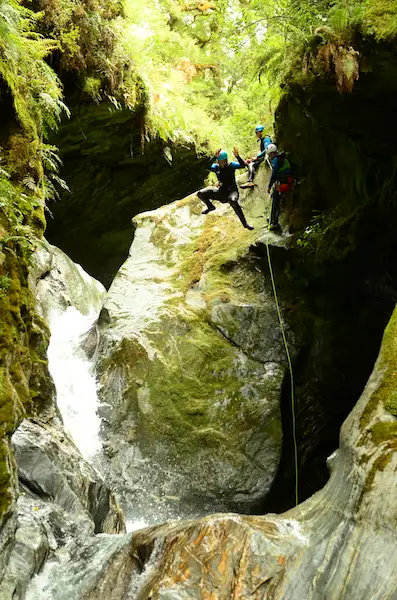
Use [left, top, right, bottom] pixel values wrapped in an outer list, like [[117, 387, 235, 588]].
[[42, 279, 186, 533]]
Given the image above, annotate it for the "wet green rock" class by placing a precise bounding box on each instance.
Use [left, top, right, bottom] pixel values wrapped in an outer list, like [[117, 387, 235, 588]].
[[96, 184, 294, 515], [0, 200, 52, 521]]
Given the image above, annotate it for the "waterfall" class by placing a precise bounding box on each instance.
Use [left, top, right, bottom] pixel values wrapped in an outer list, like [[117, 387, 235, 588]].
[[47, 306, 102, 460], [41, 258, 153, 532]]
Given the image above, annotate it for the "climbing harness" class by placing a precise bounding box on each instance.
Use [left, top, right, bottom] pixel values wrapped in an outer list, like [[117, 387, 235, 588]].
[[265, 240, 299, 506]]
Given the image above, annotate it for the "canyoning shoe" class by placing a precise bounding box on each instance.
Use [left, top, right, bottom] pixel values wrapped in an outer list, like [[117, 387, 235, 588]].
[[202, 206, 216, 215], [240, 182, 256, 189], [245, 224, 254, 230]]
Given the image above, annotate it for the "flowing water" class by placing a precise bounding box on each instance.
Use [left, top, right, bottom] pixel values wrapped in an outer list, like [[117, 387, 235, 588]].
[[47, 306, 102, 460], [46, 302, 155, 531]]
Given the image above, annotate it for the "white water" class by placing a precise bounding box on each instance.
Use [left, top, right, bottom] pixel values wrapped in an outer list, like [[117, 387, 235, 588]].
[[47, 306, 102, 460], [46, 304, 168, 533]]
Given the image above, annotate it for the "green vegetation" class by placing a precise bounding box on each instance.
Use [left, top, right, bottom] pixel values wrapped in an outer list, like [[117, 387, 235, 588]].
[[174, 206, 256, 291], [358, 308, 397, 452], [0, 0, 69, 517]]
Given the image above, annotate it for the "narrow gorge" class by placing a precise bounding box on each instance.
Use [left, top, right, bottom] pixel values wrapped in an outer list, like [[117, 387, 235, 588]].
[[2, 0, 397, 598]]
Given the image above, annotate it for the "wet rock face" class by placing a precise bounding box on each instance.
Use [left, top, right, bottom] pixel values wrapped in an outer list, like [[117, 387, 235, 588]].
[[12, 419, 124, 535], [31, 304, 397, 600], [95, 190, 294, 517], [45, 101, 207, 287], [0, 212, 52, 522], [32, 242, 105, 321]]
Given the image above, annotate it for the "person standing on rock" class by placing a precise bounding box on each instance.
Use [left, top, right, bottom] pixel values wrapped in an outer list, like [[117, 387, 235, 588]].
[[266, 143, 294, 231], [197, 147, 254, 230], [240, 125, 273, 189]]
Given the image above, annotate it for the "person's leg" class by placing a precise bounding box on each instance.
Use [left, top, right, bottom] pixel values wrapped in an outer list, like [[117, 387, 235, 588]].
[[270, 189, 281, 228], [197, 186, 219, 214], [248, 161, 257, 181], [228, 190, 254, 230], [241, 159, 261, 188]]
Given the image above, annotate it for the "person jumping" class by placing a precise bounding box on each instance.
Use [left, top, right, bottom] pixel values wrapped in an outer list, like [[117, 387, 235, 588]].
[[240, 125, 273, 189], [266, 143, 294, 231], [197, 147, 254, 230]]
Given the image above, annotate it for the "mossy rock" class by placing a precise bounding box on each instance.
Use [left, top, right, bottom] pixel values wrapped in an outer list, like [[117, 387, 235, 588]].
[[0, 191, 54, 519], [96, 189, 292, 513]]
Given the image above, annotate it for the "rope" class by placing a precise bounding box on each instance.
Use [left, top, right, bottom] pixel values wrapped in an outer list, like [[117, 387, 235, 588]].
[[265, 240, 299, 506]]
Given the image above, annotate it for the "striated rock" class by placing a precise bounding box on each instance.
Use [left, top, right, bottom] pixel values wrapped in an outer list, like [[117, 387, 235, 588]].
[[0, 201, 54, 589], [29, 303, 397, 599], [0, 416, 125, 600], [12, 419, 124, 535], [95, 184, 295, 517], [1, 496, 50, 600], [124, 304, 397, 599]]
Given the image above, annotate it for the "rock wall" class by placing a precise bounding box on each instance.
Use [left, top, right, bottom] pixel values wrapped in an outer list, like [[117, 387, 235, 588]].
[[257, 38, 397, 506], [0, 242, 125, 599], [94, 176, 292, 518], [0, 197, 51, 532], [46, 102, 208, 287]]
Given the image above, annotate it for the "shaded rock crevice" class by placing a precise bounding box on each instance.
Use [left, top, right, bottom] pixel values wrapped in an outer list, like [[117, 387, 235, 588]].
[[253, 240, 395, 512], [46, 101, 208, 287]]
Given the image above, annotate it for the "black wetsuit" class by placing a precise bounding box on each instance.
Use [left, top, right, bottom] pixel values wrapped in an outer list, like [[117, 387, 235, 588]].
[[197, 155, 253, 229]]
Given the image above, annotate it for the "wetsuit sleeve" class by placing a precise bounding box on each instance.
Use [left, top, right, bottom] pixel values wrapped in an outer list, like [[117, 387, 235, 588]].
[[257, 136, 271, 159], [268, 157, 279, 188], [206, 156, 218, 172], [231, 155, 246, 169]]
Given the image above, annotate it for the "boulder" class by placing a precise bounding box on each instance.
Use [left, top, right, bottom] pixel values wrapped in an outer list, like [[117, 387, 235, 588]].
[[95, 187, 295, 518]]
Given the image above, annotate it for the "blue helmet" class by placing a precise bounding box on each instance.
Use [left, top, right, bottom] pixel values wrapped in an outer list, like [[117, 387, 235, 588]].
[[255, 124, 265, 132], [217, 151, 228, 161]]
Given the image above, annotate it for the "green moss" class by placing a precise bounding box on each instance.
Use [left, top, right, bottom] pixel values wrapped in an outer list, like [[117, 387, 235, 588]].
[[359, 309, 397, 435], [127, 317, 281, 461], [0, 184, 52, 517], [362, 451, 392, 500], [0, 439, 13, 516], [359, 394, 379, 432], [384, 392, 397, 418], [370, 422, 397, 446], [175, 212, 256, 292], [150, 222, 176, 248]]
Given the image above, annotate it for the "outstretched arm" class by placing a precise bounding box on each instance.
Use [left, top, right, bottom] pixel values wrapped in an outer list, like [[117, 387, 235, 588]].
[[257, 136, 272, 159], [232, 146, 247, 168], [206, 147, 221, 172]]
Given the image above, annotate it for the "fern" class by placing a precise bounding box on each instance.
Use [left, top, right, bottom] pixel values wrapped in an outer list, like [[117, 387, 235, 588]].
[[0, 0, 67, 139]]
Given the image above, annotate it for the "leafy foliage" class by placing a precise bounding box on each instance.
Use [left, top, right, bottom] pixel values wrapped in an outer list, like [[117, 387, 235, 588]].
[[28, 0, 123, 73], [0, 0, 68, 139]]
